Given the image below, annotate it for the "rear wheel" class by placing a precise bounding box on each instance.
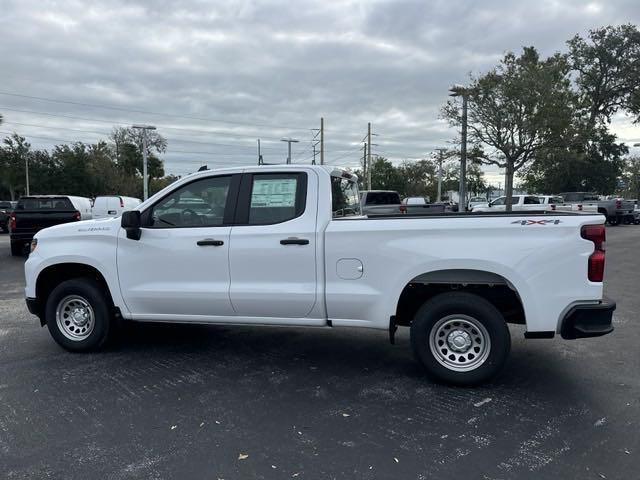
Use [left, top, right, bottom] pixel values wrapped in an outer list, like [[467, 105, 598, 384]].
[[10, 240, 24, 256], [410, 292, 511, 386], [45, 278, 112, 351], [607, 216, 620, 226]]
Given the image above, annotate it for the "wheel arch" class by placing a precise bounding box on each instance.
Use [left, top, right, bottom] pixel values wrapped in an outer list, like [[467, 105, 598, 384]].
[[393, 268, 526, 328], [34, 263, 116, 323]]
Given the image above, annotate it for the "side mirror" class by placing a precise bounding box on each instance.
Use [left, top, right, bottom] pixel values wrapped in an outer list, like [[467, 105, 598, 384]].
[[121, 210, 142, 240]]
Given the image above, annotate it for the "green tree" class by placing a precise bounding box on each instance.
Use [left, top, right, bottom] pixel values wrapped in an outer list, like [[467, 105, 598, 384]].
[[442, 47, 575, 210], [619, 156, 640, 199], [568, 24, 640, 129], [0, 133, 31, 200], [397, 159, 438, 199]]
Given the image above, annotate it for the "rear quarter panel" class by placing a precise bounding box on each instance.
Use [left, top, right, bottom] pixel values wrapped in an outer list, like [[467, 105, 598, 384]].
[[324, 214, 605, 332]]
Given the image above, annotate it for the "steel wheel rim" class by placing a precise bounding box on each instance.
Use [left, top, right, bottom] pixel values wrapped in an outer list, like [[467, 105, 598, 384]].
[[429, 314, 491, 372], [56, 295, 95, 341]]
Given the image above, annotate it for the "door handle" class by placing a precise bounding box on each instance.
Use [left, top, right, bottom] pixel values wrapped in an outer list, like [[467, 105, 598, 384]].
[[280, 237, 309, 245], [197, 239, 224, 246]]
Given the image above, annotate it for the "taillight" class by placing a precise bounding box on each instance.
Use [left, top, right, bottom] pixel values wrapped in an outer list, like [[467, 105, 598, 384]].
[[9, 212, 16, 231], [399, 205, 407, 214], [73, 210, 81, 221], [615, 199, 622, 209], [119, 197, 124, 208], [550, 204, 556, 211], [581, 224, 605, 282], [577, 204, 583, 211]]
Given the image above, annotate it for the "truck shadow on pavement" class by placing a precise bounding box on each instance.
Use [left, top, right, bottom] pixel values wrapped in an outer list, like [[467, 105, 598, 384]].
[[106, 320, 582, 396]]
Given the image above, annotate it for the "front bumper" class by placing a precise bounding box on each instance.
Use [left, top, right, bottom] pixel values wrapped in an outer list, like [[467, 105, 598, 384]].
[[560, 298, 616, 339]]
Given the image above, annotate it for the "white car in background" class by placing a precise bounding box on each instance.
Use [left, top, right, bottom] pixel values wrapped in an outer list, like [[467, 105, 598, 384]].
[[472, 195, 545, 212], [468, 196, 488, 210], [92, 196, 141, 219]]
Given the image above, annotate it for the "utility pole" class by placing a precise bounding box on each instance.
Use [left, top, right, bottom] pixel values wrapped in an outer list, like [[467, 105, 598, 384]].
[[320, 117, 324, 165], [132, 124, 156, 200], [460, 95, 468, 209], [362, 142, 368, 185], [367, 122, 372, 190], [435, 148, 448, 203], [25, 156, 30, 196], [312, 143, 317, 165], [281, 137, 299, 164], [257, 139, 263, 165], [449, 85, 472, 210]]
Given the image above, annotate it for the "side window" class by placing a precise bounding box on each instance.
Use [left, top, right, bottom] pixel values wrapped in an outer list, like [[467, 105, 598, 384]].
[[491, 197, 505, 206], [524, 196, 540, 204], [331, 176, 361, 217], [247, 173, 306, 225], [149, 175, 231, 228]]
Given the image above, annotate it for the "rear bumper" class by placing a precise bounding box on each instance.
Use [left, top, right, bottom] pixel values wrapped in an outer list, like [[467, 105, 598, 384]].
[[560, 298, 616, 339]]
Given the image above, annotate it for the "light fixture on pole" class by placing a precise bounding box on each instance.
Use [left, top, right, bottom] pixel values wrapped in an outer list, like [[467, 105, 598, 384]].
[[281, 137, 299, 164], [132, 124, 157, 200]]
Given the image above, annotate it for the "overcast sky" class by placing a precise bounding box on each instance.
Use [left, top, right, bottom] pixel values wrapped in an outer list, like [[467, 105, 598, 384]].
[[1, 0, 639, 183]]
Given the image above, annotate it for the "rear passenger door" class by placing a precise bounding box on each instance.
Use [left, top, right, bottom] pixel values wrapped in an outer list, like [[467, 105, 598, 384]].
[[228, 170, 318, 318]]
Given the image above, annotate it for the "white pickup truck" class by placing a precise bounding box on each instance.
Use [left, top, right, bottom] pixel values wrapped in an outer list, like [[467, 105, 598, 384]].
[[24, 165, 615, 385]]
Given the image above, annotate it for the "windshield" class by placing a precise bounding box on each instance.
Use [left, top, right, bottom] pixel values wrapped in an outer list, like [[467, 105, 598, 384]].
[[331, 176, 361, 217]]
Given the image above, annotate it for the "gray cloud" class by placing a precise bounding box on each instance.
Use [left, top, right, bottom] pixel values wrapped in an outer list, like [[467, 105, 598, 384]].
[[0, 0, 639, 180]]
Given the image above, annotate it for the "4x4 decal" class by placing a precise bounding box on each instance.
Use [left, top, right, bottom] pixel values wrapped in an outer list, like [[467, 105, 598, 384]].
[[511, 219, 562, 225]]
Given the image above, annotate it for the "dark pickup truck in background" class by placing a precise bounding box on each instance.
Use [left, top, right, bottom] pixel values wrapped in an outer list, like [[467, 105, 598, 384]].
[[9, 195, 89, 256]]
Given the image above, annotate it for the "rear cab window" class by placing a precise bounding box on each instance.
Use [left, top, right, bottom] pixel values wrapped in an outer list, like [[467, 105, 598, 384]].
[[17, 197, 74, 210]]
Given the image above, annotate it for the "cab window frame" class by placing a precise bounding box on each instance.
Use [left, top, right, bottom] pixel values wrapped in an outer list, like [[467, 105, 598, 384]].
[[233, 172, 307, 226], [140, 173, 241, 229]]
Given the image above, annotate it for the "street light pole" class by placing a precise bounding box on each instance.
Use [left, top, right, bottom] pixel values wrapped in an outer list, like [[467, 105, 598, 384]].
[[281, 137, 299, 164], [132, 124, 156, 200], [449, 84, 472, 211]]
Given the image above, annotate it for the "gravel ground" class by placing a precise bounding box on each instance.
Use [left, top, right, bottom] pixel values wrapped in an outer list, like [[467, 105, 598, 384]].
[[0, 228, 638, 480]]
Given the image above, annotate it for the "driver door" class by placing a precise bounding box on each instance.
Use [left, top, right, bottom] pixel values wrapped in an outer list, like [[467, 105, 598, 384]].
[[117, 173, 240, 320]]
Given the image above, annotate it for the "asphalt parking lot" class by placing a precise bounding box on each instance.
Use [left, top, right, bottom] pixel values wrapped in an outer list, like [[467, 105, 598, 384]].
[[0, 229, 638, 480]]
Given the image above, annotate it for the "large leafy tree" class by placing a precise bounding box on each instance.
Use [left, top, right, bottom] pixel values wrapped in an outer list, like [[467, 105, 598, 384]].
[[568, 24, 640, 129], [442, 47, 575, 210]]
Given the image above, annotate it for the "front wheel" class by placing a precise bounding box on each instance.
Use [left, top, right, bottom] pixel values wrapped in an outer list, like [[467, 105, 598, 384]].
[[45, 278, 112, 352], [410, 292, 511, 386]]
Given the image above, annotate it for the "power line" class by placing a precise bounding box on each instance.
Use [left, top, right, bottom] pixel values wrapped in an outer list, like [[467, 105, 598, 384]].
[[1, 120, 284, 151], [0, 91, 312, 131], [0, 106, 291, 142]]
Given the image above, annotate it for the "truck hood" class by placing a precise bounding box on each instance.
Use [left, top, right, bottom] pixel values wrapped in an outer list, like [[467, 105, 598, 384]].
[[34, 216, 121, 239]]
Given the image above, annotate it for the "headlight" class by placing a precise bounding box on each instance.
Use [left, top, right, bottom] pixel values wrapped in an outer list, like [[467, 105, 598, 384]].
[[30, 238, 38, 254]]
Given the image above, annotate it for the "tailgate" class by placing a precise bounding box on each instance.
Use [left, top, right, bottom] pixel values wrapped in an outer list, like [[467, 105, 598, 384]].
[[14, 211, 78, 233]]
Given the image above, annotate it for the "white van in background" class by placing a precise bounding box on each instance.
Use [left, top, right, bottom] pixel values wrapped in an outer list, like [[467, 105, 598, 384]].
[[92, 196, 141, 219]]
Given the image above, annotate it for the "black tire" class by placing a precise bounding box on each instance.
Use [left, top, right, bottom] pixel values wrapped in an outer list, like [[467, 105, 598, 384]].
[[44, 278, 112, 352], [410, 292, 511, 386], [10, 240, 24, 256], [607, 216, 620, 226]]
